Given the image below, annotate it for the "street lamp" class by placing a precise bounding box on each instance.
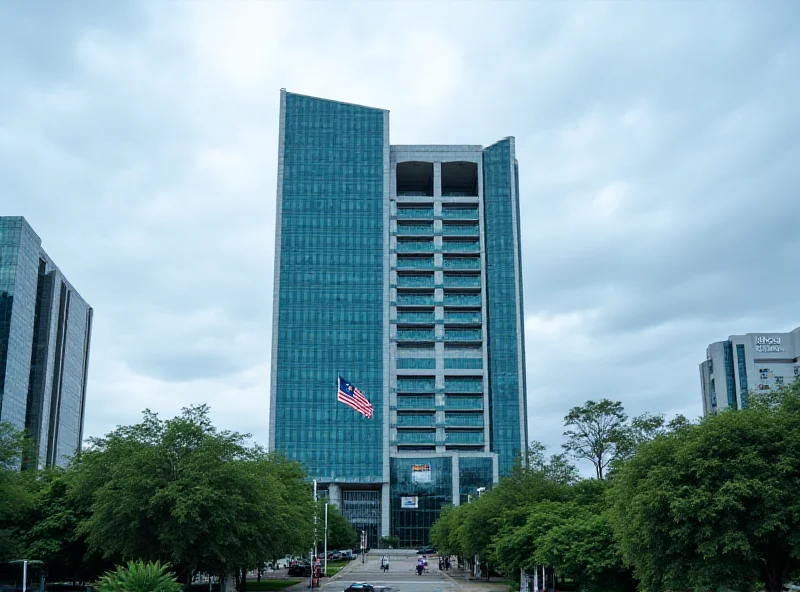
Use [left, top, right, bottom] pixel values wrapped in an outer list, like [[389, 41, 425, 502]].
[[474, 487, 486, 578]]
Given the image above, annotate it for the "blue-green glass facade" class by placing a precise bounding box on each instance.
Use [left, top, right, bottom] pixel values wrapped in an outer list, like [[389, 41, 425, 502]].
[[736, 344, 749, 409], [270, 93, 386, 482], [0, 217, 92, 469], [482, 140, 527, 477], [723, 341, 737, 410], [271, 92, 528, 545], [458, 457, 494, 505], [390, 457, 452, 547]]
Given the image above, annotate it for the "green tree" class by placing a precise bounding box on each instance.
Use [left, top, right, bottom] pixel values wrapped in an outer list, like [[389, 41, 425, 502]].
[[75, 406, 314, 582], [535, 510, 636, 592], [17, 468, 110, 583], [562, 399, 628, 479], [524, 442, 580, 485], [429, 506, 460, 557], [0, 422, 33, 561], [610, 384, 800, 592], [493, 501, 576, 576], [317, 502, 357, 552]]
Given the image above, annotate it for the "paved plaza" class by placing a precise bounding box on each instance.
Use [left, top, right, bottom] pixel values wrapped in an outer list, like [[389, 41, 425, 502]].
[[287, 552, 509, 592]]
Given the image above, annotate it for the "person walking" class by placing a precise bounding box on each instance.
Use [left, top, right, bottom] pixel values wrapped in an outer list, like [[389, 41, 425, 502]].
[[416, 558, 424, 576], [381, 556, 389, 572]]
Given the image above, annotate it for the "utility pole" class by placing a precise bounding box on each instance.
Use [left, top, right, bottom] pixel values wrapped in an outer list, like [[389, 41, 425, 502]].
[[324, 503, 328, 576], [310, 479, 317, 590]]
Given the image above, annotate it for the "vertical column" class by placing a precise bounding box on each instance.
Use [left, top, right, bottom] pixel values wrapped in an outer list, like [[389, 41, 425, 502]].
[[329, 484, 342, 510], [381, 482, 390, 538], [451, 454, 460, 506], [433, 162, 442, 198]]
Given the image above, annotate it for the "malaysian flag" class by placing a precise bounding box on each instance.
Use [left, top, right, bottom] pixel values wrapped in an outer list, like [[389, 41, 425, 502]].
[[337, 376, 373, 419]]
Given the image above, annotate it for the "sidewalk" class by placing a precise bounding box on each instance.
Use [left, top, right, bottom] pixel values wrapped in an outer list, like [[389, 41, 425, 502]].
[[441, 565, 511, 592]]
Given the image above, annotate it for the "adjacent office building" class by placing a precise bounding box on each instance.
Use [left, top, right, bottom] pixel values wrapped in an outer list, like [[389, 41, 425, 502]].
[[699, 327, 800, 414], [269, 91, 528, 546], [0, 217, 93, 468]]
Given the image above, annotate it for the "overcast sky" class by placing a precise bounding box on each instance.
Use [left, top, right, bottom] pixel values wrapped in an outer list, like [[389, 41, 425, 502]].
[[2, 2, 799, 464]]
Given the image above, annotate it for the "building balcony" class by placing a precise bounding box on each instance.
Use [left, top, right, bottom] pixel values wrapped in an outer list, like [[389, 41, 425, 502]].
[[396, 223, 434, 237], [396, 328, 435, 341], [396, 240, 435, 254], [396, 396, 436, 411], [444, 430, 484, 445], [396, 430, 437, 445], [397, 256, 434, 270], [396, 293, 435, 306], [444, 395, 483, 410], [444, 329, 482, 342], [442, 207, 479, 220], [442, 256, 480, 270], [444, 310, 482, 324], [441, 223, 479, 237], [444, 378, 483, 393], [396, 310, 436, 324], [396, 207, 434, 220], [442, 240, 480, 253], [397, 378, 436, 392], [444, 413, 485, 428], [396, 273, 435, 289], [396, 413, 436, 428], [443, 274, 481, 289], [443, 293, 481, 307]]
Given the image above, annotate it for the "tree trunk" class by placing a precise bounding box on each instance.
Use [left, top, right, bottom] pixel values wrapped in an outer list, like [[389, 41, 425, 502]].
[[762, 563, 783, 592], [221, 573, 235, 592], [241, 568, 247, 592]]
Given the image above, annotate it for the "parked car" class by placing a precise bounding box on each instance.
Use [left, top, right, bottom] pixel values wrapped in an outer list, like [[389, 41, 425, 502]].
[[287, 564, 311, 577], [344, 584, 374, 592], [416, 546, 435, 555]]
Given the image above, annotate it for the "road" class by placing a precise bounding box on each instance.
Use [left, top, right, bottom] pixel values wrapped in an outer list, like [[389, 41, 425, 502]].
[[320, 553, 456, 592]]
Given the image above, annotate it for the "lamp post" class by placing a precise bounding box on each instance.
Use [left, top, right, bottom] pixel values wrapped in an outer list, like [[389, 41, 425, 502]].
[[310, 480, 317, 590], [474, 487, 486, 578], [323, 503, 328, 576]]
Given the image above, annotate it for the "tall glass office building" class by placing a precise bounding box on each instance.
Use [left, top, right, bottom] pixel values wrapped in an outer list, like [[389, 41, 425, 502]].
[[0, 217, 93, 469], [269, 91, 528, 547]]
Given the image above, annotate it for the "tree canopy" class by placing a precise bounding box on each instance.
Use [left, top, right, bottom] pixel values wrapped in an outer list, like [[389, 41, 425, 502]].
[[73, 405, 314, 580], [610, 384, 800, 592]]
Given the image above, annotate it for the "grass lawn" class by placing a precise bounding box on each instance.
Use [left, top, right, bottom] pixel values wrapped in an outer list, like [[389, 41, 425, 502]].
[[244, 580, 302, 591], [324, 560, 351, 577]]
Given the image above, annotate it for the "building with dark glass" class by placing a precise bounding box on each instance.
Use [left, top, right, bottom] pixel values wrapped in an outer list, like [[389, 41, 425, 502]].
[[269, 91, 528, 547], [0, 217, 93, 468], [700, 327, 800, 414]]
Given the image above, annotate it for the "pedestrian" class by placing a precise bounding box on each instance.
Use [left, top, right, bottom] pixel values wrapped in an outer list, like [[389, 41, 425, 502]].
[[416, 558, 424, 576], [381, 556, 389, 572]]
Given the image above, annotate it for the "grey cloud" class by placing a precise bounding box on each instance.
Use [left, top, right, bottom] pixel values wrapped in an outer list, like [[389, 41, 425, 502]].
[[2, 1, 798, 459]]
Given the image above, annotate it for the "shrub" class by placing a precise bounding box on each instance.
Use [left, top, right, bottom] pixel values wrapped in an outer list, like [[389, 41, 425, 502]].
[[96, 561, 182, 592]]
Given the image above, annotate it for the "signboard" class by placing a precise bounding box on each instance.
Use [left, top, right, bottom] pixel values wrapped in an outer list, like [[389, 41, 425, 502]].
[[401, 496, 419, 509], [411, 464, 431, 484], [755, 336, 786, 353]]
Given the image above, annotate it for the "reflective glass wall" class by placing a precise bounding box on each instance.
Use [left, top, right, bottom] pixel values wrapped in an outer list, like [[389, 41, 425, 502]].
[[0, 217, 92, 468], [482, 140, 528, 477], [271, 93, 387, 482], [390, 457, 452, 547]]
